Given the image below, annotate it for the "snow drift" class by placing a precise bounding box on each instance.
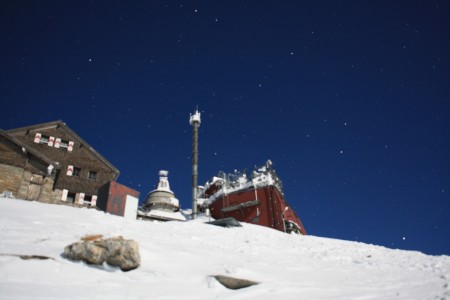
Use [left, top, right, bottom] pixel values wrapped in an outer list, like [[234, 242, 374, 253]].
[[0, 197, 449, 299]]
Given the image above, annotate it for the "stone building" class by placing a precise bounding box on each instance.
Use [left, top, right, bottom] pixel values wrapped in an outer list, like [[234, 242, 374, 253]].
[[0, 120, 120, 206], [0, 129, 56, 200]]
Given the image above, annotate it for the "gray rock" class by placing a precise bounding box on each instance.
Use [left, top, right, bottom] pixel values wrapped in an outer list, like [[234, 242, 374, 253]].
[[213, 275, 260, 289], [64, 236, 140, 271]]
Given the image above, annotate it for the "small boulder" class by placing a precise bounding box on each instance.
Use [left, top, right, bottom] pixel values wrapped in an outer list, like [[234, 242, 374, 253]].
[[206, 217, 242, 228], [213, 275, 260, 290], [64, 236, 140, 271]]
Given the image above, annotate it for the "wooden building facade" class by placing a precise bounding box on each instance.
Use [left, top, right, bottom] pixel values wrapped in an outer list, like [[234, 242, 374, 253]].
[[1, 121, 120, 206]]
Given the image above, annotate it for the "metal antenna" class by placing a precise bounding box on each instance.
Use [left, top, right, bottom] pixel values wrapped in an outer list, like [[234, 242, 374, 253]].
[[189, 109, 201, 219]]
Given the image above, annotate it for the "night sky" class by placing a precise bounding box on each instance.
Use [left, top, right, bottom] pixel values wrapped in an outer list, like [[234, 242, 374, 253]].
[[1, 1, 449, 256]]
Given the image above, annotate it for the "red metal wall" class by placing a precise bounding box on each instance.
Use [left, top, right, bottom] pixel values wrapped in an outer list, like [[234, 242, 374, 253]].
[[209, 186, 307, 234], [103, 181, 140, 217]]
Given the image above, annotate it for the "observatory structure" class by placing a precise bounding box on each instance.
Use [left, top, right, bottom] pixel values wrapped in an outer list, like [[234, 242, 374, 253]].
[[137, 170, 186, 221]]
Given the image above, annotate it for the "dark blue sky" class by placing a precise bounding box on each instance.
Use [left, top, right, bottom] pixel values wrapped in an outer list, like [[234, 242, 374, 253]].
[[1, 1, 449, 256]]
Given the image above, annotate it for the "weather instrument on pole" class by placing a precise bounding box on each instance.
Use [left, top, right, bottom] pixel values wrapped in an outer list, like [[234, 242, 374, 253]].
[[190, 109, 201, 219]]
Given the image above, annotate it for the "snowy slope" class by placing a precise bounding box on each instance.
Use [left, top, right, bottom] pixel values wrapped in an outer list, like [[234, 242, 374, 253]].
[[0, 197, 449, 300]]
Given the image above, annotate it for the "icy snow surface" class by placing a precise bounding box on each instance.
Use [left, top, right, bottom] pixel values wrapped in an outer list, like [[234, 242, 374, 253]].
[[1, 197, 449, 299]]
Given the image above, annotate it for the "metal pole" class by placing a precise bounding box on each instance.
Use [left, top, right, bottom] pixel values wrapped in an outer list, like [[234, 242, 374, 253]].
[[190, 110, 201, 219]]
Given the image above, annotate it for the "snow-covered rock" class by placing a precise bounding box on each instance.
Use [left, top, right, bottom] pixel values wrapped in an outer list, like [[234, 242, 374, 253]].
[[64, 236, 140, 271]]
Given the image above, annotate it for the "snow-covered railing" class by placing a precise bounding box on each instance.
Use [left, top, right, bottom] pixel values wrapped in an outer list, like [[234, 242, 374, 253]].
[[200, 160, 285, 204]]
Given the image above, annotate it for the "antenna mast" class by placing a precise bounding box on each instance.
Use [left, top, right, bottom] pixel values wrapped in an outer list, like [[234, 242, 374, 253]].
[[189, 109, 201, 219]]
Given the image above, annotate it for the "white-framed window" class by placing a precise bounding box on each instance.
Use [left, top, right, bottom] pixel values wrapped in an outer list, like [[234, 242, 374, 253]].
[[79, 194, 97, 206], [34, 133, 73, 151], [67, 165, 81, 177], [60, 140, 69, 148], [61, 190, 80, 204], [34, 133, 49, 144], [83, 194, 92, 205], [66, 191, 76, 203]]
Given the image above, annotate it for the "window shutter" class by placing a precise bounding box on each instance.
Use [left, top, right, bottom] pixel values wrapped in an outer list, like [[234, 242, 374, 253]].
[[67, 165, 73, 176], [54, 138, 61, 148], [78, 193, 85, 205], [34, 133, 41, 143], [68, 141, 74, 152], [91, 195, 97, 206], [61, 189, 68, 201], [48, 136, 55, 147]]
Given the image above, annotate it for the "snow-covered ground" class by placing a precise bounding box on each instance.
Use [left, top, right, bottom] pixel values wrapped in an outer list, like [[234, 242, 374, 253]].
[[1, 197, 449, 300]]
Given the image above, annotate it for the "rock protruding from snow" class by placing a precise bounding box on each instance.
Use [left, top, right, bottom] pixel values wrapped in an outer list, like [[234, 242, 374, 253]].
[[64, 236, 140, 271], [206, 217, 242, 228], [213, 275, 260, 289]]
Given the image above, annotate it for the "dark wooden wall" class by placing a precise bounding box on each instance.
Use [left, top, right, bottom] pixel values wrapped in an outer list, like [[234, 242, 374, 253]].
[[10, 126, 118, 196]]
